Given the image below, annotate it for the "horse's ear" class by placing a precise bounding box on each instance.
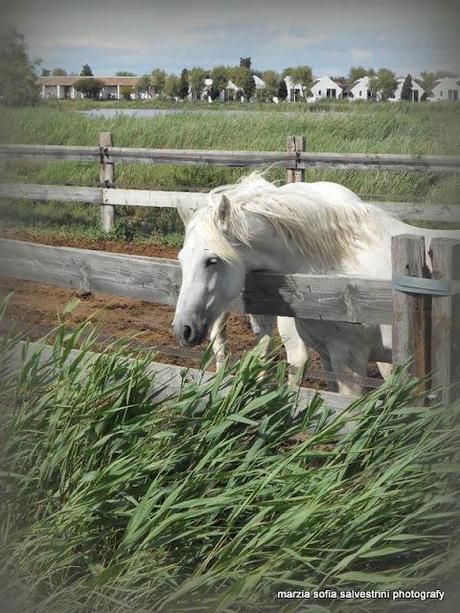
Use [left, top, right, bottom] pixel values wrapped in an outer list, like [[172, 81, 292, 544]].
[[217, 195, 231, 230], [177, 204, 196, 227]]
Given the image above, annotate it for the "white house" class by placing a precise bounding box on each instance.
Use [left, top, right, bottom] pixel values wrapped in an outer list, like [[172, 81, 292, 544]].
[[309, 76, 343, 101], [38, 76, 141, 100], [349, 76, 374, 101], [284, 75, 304, 102], [428, 77, 460, 102], [389, 77, 425, 102]]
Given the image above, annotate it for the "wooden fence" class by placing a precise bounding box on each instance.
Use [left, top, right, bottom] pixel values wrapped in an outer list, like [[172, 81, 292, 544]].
[[0, 134, 459, 406]]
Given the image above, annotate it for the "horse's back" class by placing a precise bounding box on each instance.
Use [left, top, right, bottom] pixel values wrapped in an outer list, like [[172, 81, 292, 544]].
[[279, 180, 362, 204]]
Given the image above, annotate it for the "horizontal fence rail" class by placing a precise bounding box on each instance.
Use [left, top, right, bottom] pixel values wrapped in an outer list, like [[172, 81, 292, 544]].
[[1, 143, 460, 172], [0, 238, 394, 325], [1, 182, 458, 224]]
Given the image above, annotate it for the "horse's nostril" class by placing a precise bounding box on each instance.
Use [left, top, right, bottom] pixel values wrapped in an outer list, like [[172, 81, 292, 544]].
[[183, 325, 193, 343]]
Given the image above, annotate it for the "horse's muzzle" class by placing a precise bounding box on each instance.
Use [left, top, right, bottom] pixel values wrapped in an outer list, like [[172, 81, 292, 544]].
[[173, 321, 208, 347]]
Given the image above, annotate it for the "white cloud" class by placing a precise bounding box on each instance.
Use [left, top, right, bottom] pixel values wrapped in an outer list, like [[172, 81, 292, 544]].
[[350, 48, 373, 62], [275, 33, 326, 50]]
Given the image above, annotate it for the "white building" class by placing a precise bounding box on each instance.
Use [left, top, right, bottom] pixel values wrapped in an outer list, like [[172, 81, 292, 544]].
[[284, 75, 304, 102], [389, 77, 425, 102], [428, 77, 460, 102], [38, 76, 141, 100], [310, 76, 343, 101], [349, 76, 374, 101]]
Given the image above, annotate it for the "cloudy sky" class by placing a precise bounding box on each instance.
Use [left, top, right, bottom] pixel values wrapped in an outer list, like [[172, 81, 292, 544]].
[[3, 0, 460, 76]]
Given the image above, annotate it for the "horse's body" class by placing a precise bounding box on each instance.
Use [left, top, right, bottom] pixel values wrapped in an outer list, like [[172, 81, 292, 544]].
[[173, 174, 458, 396]]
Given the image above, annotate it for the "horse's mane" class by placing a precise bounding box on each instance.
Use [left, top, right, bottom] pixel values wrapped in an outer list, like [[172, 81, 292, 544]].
[[188, 172, 392, 270]]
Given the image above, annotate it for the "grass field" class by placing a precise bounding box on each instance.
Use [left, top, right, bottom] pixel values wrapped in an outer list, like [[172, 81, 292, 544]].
[[1, 312, 459, 612], [0, 100, 459, 244]]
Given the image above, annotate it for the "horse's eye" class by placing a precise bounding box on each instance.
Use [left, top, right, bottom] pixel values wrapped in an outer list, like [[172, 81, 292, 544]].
[[205, 257, 219, 267]]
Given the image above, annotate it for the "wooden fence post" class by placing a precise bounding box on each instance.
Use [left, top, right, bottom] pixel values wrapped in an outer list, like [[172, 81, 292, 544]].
[[430, 238, 460, 405], [287, 135, 306, 183], [391, 234, 431, 383], [99, 132, 115, 232]]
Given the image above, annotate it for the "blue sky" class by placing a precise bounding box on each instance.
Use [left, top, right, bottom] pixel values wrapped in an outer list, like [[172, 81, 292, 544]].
[[4, 0, 460, 77]]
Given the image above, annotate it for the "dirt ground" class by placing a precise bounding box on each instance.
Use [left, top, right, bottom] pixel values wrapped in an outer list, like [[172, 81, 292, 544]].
[[0, 229, 331, 387]]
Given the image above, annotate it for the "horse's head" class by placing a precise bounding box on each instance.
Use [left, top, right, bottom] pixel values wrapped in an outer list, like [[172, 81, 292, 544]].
[[172, 195, 245, 347]]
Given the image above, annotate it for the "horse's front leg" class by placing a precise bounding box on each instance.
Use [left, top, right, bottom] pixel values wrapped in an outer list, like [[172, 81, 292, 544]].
[[277, 316, 309, 385], [209, 311, 230, 369], [248, 314, 276, 355]]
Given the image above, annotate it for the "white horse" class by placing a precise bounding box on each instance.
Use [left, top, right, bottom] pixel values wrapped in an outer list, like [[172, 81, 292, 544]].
[[173, 173, 458, 396]]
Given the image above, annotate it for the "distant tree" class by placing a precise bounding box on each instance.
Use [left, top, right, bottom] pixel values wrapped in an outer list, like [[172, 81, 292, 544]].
[[80, 64, 93, 76], [150, 68, 167, 96], [189, 67, 206, 100], [284, 65, 313, 98], [278, 77, 288, 101], [261, 70, 279, 100], [230, 66, 255, 100], [419, 70, 446, 97], [74, 77, 104, 99], [116, 71, 136, 76], [164, 74, 180, 100], [178, 68, 189, 99], [368, 76, 379, 101], [367, 68, 376, 77], [120, 85, 134, 100], [41, 68, 51, 76], [400, 74, 413, 101], [376, 68, 397, 100], [210, 65, 229, 100], [135, 74, 152, 97], [52, 67, 67, 76], [348, 66, 368, 83], [240, 57, 251, 69], [0, 27, 39, 107]]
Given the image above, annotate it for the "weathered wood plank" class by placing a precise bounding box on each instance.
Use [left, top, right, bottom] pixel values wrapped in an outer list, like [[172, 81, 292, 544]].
[[1, 182, 459, 224], [103, 188, 207, 209], [0, 183, 102, 203], [99, 132, 115, 231], [430, 238, 460, 404], [0, 238, 394, 324], [391, 234, 431, 381], [287, 136, 305, 183], [1, 143, 459, 172]]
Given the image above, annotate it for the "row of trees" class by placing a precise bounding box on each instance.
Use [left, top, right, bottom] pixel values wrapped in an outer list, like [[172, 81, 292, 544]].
[[2, 27, 457, 106]]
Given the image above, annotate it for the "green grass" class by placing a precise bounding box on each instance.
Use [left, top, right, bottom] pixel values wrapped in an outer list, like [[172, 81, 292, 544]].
[[0, 101, 459, 242], [0, 311, 459, 612]]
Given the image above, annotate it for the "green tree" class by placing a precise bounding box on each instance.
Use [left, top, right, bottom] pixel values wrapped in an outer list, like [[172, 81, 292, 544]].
[[135, 74, 152, 97], [240, 57, 251, 69], [261, 70, 279, 100], [348, 66, 368, 83], [189, 67, 206, 100], [419, 71, 439, 97], [210, 65, 229, 100], [150, 68, 167, 96], [41, 68, 51, 76], [230, 66, 255, 100], [376, 68, 397, 100], [164, 74, 180, 100], [283, 65, 313, 98], [178, 68, 189, 99], [80, 64, 93, 76], [120, 85, 134, 100], [52, 67, 67, 76], [400, 74, 413, 101], [368, 76, 379, 101], [74, 78, 104, 99], [116, 71, 136, 76], [278, 77, 288, 101], [0, 27, 39, 107]]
